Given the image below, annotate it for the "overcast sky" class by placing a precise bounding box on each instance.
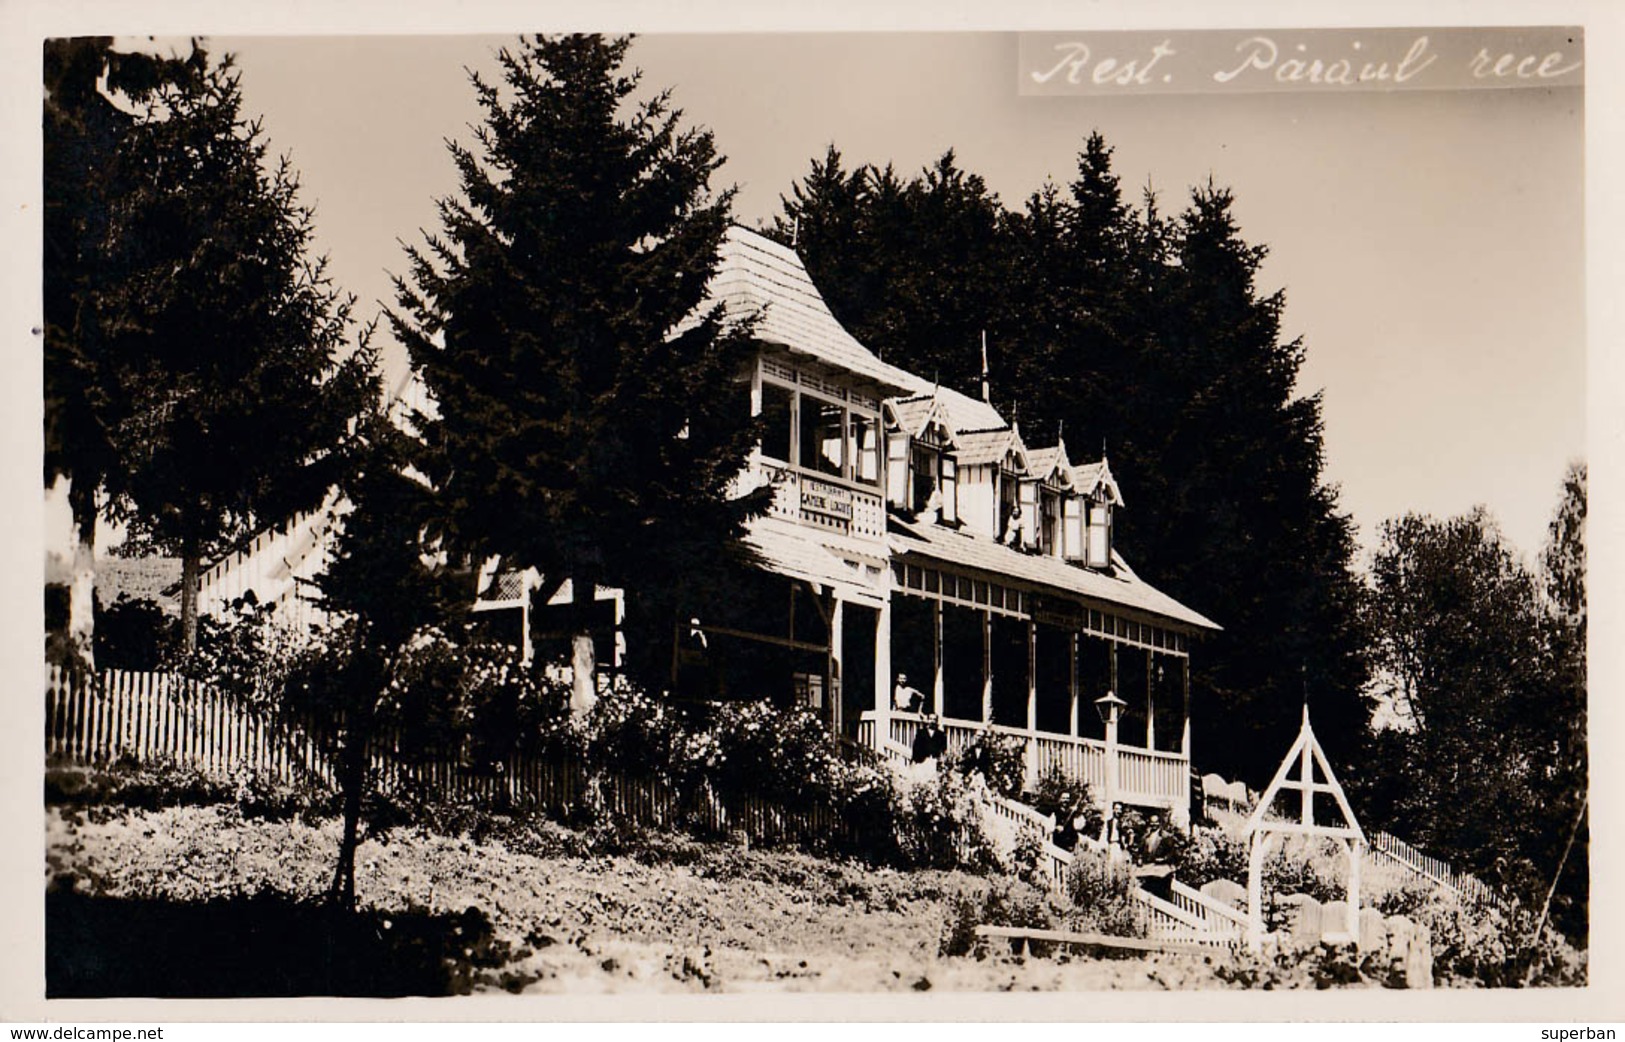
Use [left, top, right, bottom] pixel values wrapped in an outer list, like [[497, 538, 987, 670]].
[[173, 31, 1582, 567]]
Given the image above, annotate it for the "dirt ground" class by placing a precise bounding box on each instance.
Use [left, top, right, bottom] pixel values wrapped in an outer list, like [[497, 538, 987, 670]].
[[44, 804, 1271, 994]]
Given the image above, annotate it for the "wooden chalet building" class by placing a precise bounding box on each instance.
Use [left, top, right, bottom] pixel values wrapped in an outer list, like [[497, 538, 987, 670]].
[[168, 226, 1218, 822], [692, 228, 1220, 821]]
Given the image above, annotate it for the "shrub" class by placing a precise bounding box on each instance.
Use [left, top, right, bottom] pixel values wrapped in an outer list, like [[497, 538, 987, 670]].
[[1023, 763, 1092, 825], [891, 769, 998, 872], [940, 879, 1059, 958], [1179, 828, 1250, 889], [95, 595, 179, 671], [1417, 893, 1586, 987], [948, 731, 1027, 799], [1061, 846, 1144, 938]]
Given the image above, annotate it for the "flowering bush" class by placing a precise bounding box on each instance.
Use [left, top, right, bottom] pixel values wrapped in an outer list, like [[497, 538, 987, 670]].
[[1177, 828, 1250, 889], [890, 768, 998, 871], [1023, 763, 1095, 830], [947, 731, 1027, 799], [1061, 846, 1144, 938]]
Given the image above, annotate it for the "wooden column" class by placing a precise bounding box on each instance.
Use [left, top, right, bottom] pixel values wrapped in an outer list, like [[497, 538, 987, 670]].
[[932, 599, 945, 717], [1144, 648, 1156, 751], [1068, 632, 1079, 738], [981, 610, 993, 724], [874, 598, 892, 736], [1180, 656, 1191, 757], [1025, 619, 1038, 785], [828, 595, 844, 741]]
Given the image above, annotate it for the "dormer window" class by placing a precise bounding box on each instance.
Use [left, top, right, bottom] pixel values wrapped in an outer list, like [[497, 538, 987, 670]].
[[1064, 495, 1084, 560], [908, 439, 956, 523], [1086, 497, 1113, 567], [1040, 486, 1062, 557]]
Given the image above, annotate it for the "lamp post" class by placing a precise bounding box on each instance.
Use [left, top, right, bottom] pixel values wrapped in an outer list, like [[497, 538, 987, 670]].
[[1094, 690, 1127, 825]]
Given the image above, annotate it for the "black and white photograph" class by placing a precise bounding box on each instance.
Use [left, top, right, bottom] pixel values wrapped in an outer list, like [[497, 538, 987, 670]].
[[11, 0, 1617, 1023]]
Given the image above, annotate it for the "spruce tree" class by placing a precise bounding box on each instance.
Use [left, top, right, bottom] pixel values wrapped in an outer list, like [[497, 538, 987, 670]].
[[90, 48, 372, 653], [44, 38, 204, 666], [391, 34, 766, 711], [1130, 182, 1367, 781]]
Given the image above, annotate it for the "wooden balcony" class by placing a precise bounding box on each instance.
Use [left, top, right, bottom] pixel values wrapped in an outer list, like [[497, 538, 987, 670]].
[[739, 456, 886, 541], [856, 709, 1189, 814]]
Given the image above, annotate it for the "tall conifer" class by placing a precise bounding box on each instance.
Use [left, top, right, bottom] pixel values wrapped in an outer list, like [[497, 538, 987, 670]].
[[391, 35, 765, 710]]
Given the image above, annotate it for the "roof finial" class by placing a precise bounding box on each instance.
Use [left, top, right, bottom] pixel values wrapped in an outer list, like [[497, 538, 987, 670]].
[[792, 215, 800, 248], [980, 330, 991, 405]]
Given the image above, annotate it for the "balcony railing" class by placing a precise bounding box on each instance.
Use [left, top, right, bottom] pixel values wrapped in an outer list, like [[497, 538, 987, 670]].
[[736, 457, 886, 541], [855, 710, 1188, 813]]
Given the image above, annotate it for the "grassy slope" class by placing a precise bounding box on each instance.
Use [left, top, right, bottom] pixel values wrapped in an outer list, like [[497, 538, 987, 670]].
[[46, 805, 1241, 995]]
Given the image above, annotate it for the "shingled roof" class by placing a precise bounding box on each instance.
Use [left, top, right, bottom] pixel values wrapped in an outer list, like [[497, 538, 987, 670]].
[[888, 516, 1218, 632], [702, 228, 915, 396], [1025, 442, 1073, 485], [954, 426, 1029, 469], [1071, 458, 1125, 508]]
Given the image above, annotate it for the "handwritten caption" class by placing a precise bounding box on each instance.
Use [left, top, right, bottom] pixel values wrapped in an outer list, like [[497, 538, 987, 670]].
[[1019, 28, 1582, 95]]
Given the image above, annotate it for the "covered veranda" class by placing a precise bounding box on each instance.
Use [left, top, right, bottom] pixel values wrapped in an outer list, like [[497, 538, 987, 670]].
[[857, 517, 1220, 821]]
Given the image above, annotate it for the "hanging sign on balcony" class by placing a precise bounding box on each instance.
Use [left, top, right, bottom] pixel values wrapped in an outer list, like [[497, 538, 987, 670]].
[[801, 478, 854, 521]]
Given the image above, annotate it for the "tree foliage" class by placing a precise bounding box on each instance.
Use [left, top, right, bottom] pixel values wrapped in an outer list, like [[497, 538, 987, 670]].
[[1356, 478, 1587, 945], [391, 34, 768, 706], [44, 37, 206, 665], [771, 135, 1367, 781], [87, 47, 372, 650]]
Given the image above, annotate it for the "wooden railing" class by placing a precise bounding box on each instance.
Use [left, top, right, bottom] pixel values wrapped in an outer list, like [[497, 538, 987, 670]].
[[1131, 887, 1239, 948], [857, 709, 1188, 810], [1370, 830, 1501, 909], [1168, 878, 1248, 941], [742, 458, 887, 541]]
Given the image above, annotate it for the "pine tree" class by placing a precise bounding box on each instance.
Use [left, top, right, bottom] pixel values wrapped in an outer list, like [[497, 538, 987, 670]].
[[90, 49, 373, 653], [308, 395, 457, 907], [391, 34, 766, 711], [1134, 182, 1368, 781], [44, 37, 204, 666]]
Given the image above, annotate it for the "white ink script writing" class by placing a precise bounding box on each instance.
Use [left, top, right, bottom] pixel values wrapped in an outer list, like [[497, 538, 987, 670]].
[[1214, 35, 1437, 86], [1031, 39, 1177, 87]]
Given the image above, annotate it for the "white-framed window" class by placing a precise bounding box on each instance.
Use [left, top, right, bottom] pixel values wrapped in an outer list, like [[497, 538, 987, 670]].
[[755, 364, 882, 490], [1063, 495, 1084, 560], [759, 381, 793, 463], [1087, 498, 1112, 567], [1040, 487, 1061, 557]]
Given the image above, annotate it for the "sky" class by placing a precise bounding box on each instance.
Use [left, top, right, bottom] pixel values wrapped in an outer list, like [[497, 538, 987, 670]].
[[169, 30, 1585, 568]]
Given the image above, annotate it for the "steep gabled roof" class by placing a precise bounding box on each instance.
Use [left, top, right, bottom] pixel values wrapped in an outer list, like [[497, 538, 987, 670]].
[[885, 392, 958, 446], [954, 425, 1030, 469], [1025, 441, 1073, 487], [1071, 458, 1125, 508], [701, 228, 915, 397]]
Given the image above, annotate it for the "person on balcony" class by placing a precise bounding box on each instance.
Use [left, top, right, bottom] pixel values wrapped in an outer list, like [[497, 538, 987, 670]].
[[893, 673, 926, 714], [920, 485, 944, 526], [912, 714, 947, 764]]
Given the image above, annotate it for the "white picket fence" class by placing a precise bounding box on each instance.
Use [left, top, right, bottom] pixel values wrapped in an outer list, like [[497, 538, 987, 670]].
[[44, 666, 845, 846]]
